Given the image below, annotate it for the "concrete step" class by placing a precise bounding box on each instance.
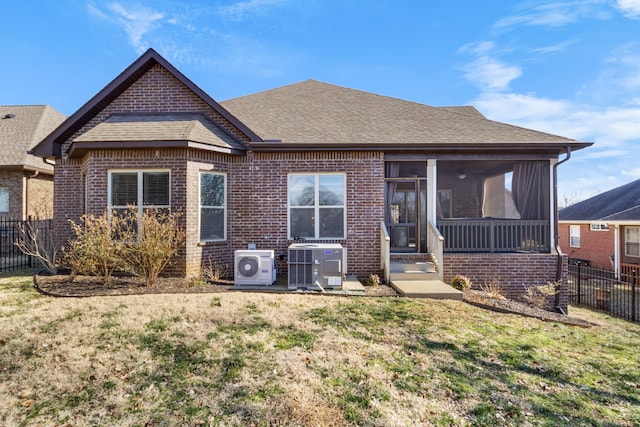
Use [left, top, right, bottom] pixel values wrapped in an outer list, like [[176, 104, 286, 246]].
[[390, 279, 463, 300], [389, 271, 441, 281], [389, 261, 435, 274]]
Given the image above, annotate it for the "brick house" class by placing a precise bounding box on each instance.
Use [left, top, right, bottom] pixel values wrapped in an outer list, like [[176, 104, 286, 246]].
[[559, 179, 640, 277], [0, 105, 65, 219], [31, 49, 591, 309]]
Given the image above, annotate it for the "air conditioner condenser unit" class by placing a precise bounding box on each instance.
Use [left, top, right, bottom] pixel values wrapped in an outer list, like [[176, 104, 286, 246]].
[[234, 250, 276, 286], [288, 244, 345, 290]]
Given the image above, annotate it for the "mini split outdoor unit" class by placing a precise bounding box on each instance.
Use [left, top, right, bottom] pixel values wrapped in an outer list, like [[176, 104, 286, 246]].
[[234, 250, 276, 286], [288, 243, 345, 290]]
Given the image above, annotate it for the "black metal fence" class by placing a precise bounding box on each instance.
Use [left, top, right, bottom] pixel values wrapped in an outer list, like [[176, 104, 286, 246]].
[[0, 218, 53, 272], [568, 262, 639, 323]]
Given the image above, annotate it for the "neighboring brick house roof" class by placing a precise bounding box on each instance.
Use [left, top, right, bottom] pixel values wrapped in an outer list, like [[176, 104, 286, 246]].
[[220, 79, 587, 152], [559, 179, 640, 221], [0, 105, 65, 172]]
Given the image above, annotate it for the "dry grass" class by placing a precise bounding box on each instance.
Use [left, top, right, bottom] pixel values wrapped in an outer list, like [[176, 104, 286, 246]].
[[1, 270, 640, 426]]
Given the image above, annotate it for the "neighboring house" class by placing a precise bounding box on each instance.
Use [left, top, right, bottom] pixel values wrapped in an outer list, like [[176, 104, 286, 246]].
[[559, 179, 640, 275], [0, 105, 65, 219], [30, 49, 591, 309]]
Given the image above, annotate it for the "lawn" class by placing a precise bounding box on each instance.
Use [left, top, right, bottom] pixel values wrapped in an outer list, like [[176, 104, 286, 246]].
[[1, 270, 639, 426]]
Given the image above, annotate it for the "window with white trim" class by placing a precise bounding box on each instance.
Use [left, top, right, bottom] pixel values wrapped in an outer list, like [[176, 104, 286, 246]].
[[569, 225, 580, 248], [199, 172, 226, 241], [0, 188, 8, 215], [108, 170, 170, 224], [288, 173, 346, 239], [625, 226, 640, 257]]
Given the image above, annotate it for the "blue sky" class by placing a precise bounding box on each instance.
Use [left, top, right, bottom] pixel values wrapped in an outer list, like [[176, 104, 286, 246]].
[[2, 1, 640, 204]]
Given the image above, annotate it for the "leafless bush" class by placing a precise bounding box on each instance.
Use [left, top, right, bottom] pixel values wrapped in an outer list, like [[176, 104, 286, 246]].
[[522, 283, 559, 309], [201, 259, 229, 283], [63, 213, 125, 285], [119, 208, 185, 287], [480, 278, 506, 299], [15, 220, 57, 274]]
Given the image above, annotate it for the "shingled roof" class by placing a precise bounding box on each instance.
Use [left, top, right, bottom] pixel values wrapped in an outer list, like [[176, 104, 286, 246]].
[[559, 179, 640, 221], [29, 49, 591, 159], [68, 113, 246, 158], [221, 79, 590, 153], [0, 105, 65, 172]]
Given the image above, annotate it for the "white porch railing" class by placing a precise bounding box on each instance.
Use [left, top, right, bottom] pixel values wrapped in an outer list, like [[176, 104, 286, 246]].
[[437, 219, 550, 253], [427, 219, 444, 280], [380, 221, 391, 284]]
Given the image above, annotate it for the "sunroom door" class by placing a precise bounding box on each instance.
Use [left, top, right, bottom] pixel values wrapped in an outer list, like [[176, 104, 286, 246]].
[[386, 178, 427, 253]]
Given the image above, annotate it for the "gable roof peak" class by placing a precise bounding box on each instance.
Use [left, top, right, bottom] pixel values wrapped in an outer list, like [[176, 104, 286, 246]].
[[30, 48, 262, 158]]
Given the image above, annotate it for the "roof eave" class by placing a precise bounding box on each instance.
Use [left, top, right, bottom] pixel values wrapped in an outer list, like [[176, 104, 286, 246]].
[[67, 140, 245, 159], [0, 164, 54, 175], [248, 141, 593, 152]]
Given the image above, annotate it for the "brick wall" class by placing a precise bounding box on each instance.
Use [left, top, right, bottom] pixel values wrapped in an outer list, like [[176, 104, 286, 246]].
[[229, 151, 385, 278], [26, 174, 53, 219], [0, 171, 23, 219], [54, 146, 385, 278], [443, 252, 568, 312], [0, 171, 53, 219], [558, 223, 615, 269]]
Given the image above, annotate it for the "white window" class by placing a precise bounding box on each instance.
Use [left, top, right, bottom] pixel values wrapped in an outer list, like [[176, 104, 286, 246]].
[[288, 173, 346, 239], [199, 172, 226, 241], [569, 225, 581, 248], [625, 227, 640, 257], [0, 188, 8, 214], [108, 170, 170, 223], [590, 223, 609, 231]]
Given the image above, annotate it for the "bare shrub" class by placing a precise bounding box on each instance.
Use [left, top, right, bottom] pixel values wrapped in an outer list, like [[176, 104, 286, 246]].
[[119, 208, 185, 287], [201, 259, 229, 283], [522, 283, 559, 309], [14, 220, 57, 274], [480, 278, 505, 299], [63, 213, 125, 284]]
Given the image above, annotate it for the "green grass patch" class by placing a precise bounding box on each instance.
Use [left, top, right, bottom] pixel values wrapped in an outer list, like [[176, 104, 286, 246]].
[[274, 325, 317, 350], [1, 273, 639, 426]]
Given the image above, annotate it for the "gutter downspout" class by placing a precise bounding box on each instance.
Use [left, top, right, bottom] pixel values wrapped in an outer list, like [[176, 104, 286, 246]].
[[553, 146, 571, 314]]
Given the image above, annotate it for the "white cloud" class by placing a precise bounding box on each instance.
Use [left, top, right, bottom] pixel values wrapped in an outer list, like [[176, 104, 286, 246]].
[[494, 1, 610, 30], [462, 57, 522, 91], [106, 2, 164, 52], [88, 2, 165, 53], [616, 0, 640, 18], [531, 38, 579, 54], [603, 43, 640, 91], [580, 148, 629, 159], [476, 91, 640, 147], [459, 43, 522, 92], [472, 92, 568, 122], [622, 167, 640, 177], [217, 0, 286, 19]]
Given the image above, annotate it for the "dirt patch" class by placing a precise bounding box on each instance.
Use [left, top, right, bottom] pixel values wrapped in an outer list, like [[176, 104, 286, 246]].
[[463, 290, 599, 328]]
